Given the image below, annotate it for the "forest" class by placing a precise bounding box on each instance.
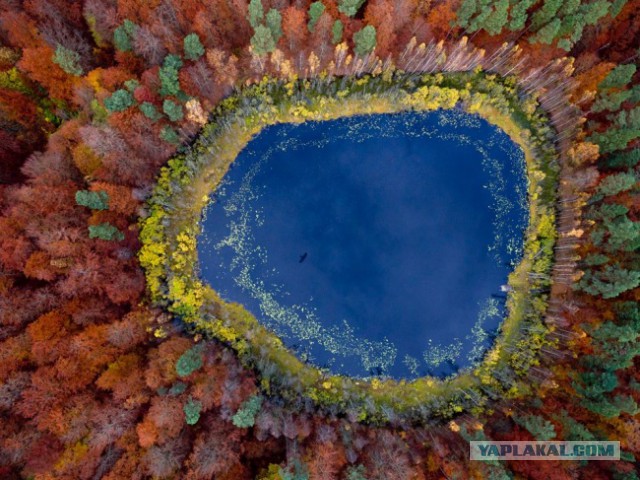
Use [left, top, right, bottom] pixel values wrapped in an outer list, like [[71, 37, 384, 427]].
[[1, 0, 640, 479]]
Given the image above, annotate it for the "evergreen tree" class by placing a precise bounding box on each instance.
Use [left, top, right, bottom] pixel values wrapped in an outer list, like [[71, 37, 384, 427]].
[[600, 64, 637, 90], [530, 17, 561, 44], [52, 45, 83, 76], [88, 223, 125, 241], [508, 0, 536, 31], [308, 1, 325, 32], [104, 89, 135, 112], [75, 190, 109, 210], [483, 0, 509, 35], [176, 345, 204, 377], [578, 264, 640, 298], [159, 54, 183, 97], [113, 19, 137, 52], [601, 149, 640, 170], [338, 0, 366, 17], [247, 0, 264, 29], [163, 99, 184, 122], [332, 20, 343, 44], [266, 9, 283, 43], [597, 171, 637, 196], [232, 395, 263, 428], [183, 397, 202, 425], [353, 25, 377, 57], [183, 33, 205, 61], [160, 126, 180, 144], [140, 102, 161, 121], [250, 25, 276, 55], [530, 0, 563, 30], [513, 414, 556, 440]]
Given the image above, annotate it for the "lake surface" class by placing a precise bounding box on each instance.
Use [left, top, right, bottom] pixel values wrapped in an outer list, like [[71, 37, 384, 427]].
[[198, 110, 528, 379]]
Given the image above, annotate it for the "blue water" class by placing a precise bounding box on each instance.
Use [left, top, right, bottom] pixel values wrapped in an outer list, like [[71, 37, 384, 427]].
[[198, 110, 528, 379]]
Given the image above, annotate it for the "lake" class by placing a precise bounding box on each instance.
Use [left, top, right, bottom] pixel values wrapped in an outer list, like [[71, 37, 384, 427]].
[[198, 110, 528, 379]]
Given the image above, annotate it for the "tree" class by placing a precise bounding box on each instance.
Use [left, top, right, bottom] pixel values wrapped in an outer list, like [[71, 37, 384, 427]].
[[338, 0, 366, 17], [266, 9, 283, 43], [345, 465, 367, 480], [113, 19, 137, 52], [159, 54, 183, 97], [176, 344, 203, 377], [353, 25, 376, 57], [251, 25, 276, 55], [140, 102, 162, 121], [184, 33, 205, 61], [530, 18, 561, 44], [483, 0, 509, 35], [602, 149, 640, 169], [578, 264, 640, 298], [104, 89, 135, 112], [308, 2, 325, 32], [160, 126, 180, 144], [232, 395, 262, 428], [530, 0, 563, 31], [248, 0, 264, 29], [597, 171, 637, 197], [163, 99, 184, 122], [332, 20, 343, 45], [513, 414, 556, 440], [88, 223, 124, 241], [508, 0, 536, 31], [75, 190, 109, 210], [184, 397, 202, 425], [600, 64, 637, 89], [52, 45, 83, 76]]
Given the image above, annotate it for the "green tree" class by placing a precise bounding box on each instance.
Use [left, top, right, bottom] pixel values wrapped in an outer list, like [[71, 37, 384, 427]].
[[345, 465, 367, 480], [592, 90, 632, 113], [530, 17, 561, 44], [88, 223, 124, 241], [508, 0, 536, 31], [183, 33, 205, 60], [75, 190, 109, 210], [604, 215, 640, 253], [266, 9, 283, 42], [483, 0, 509, 35], [457, 0, 479, 28], [250, 25, 276, 55], [140, 102, 161, 121], [232, 395, 263, 428], [597, 171, 637, 196], [163, 99, 184, 122], [602, 149, 640, 169], [578, 264, 640, 298], [530, 0, 563, 30], [159, 54, 183, 97], [52, 45, 83, 76], [332, 20, 343, 44], [104, 89, 135, 112], [184, 397, 202, 425], [113, 19, 137, 52], [553, 410, 595, 441], [308, 1, 325, 32], [513, 414, 556, 440], [160, 126, 180, 144], [353, 25, 376, 57], [248, 0, 264, 28], [338, 0, 366, 17], [176, 345, 204, 377], [600, 64, 637, 90]]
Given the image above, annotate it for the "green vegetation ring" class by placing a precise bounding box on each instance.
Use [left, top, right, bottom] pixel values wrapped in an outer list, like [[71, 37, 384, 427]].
[[139, 71, 560, 423]]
